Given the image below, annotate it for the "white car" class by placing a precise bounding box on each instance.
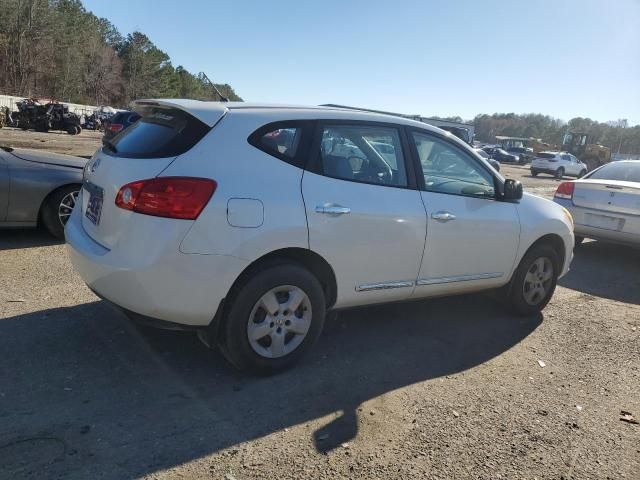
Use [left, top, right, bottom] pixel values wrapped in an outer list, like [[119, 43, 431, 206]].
[[66, 100, 574, 373], [530, 151, 588, 179], [553, 160, 640, 247]]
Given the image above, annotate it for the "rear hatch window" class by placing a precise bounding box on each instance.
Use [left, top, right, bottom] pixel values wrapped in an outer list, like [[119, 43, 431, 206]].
[[105, 107, 210, 159], [588, 162, 640, 182], [536, 152, 556, 159]]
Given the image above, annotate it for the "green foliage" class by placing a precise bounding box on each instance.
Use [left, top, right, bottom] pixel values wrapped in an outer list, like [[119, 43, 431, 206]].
[[0, 0, 241, 107]]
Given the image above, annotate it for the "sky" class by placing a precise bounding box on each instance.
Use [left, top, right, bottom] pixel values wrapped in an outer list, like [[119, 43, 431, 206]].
[[83, 0, 640, 125]]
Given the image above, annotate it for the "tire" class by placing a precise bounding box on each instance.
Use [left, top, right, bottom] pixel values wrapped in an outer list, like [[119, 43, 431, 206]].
[[555, 167, 564, 179], [75, 125, 82, 135], [578, 169, 587, 178], [507, 244, 560, 316], [217, 263, 326, 374], [41, 185, 80, 239], [574, 236, 585, 247], [530, 170, 538, 177], [67, 126, 76, 135]]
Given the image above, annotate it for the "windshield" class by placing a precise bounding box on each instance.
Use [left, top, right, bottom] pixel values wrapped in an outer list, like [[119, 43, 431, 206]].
[[587, 162, 640, 182]]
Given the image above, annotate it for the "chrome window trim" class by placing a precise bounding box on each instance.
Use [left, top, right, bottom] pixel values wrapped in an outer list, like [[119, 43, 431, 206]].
[[416, 272, 503, 286], [356, 280, 415, 292]]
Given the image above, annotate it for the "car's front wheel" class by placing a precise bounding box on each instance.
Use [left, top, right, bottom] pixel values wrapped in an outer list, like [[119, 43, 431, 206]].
[[218, 263, 326, 374], [530, 170, 538, 177], [508, 244, 559, 316], [555, 167, 564, 179]]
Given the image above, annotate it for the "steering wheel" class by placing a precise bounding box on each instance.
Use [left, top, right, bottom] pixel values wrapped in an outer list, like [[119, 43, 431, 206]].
[[349, 156, 392, 183]]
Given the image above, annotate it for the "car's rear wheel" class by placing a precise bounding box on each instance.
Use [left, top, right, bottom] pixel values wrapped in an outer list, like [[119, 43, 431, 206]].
[[41, 185, 79, 239], [578, 169, 587, 178], [507, 244, 559, 316], [555, 167, 564, 179], [218, 263, 326, 374], [530, 170, 538, 177]]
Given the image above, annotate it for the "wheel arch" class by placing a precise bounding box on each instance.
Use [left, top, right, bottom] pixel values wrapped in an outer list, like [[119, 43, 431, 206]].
[[206, 247, 337, 345], [519, 233, 566, 276]]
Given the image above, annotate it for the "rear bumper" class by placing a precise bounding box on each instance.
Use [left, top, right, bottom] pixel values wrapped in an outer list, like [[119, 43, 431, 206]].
[[65, 206, 250, 326], [553, 198, 640, 247]]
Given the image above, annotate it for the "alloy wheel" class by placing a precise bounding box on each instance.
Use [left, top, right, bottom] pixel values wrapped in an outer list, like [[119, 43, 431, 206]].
[[58, 191, 78, 227]]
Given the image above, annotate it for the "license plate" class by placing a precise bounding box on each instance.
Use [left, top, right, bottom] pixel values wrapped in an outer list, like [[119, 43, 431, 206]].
[[585, 213, 624, 231], [85, 187, 104, 226]]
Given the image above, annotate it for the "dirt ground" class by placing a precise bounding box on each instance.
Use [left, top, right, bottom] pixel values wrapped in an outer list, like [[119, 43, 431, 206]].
[[0, 129, 639, 479], [0, 126, 103, 158]]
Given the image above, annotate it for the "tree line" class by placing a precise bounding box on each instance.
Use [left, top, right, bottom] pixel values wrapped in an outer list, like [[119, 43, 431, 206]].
[[0, 0, 241, 108], [434, 113, 639, 155]]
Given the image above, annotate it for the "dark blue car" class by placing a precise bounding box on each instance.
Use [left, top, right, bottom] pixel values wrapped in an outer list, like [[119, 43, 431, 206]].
[[102, 111, 141, 144]]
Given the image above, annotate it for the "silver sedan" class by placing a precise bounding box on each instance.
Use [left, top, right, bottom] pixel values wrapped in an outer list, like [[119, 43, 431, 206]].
[[553, 160, 640, 247], [0, 146, 87, 238]]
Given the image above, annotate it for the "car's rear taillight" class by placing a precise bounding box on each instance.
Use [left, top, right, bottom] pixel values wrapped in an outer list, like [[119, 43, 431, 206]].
[[115, 177, 217, 219], [109, 123, 123, 133], [554, 181, 575, 200]]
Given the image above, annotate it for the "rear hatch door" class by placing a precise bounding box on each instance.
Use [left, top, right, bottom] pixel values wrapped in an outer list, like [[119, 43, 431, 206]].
[[81, 102, 225, 249]]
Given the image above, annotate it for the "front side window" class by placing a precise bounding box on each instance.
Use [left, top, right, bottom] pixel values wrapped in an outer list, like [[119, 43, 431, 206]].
[[412, 131, 495, 198], [319, 124, 407, 187], [561, 154, 571, 161]]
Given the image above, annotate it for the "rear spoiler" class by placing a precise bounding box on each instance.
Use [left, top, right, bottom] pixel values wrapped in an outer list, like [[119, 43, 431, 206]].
[[131, 99, 229, 127]]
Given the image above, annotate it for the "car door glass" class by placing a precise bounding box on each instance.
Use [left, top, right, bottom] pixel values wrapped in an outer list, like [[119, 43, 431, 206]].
[[561, 154, 571, 162], [320, 125, 407, 187], [258, 127, 302, 159], [412, 132, 495, 198]]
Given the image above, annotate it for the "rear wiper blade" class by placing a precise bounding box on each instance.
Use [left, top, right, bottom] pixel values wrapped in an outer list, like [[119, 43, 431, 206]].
[[103, 139, 118, 153]]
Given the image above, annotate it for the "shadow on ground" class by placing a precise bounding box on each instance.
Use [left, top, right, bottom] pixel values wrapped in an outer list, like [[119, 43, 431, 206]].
[[0, 229, 61, 251], [0, 295, 540, 479], [560, 240, 640, 305]]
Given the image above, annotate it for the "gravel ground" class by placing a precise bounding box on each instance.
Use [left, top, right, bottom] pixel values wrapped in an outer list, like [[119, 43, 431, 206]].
[[0, 133, 638, 479]]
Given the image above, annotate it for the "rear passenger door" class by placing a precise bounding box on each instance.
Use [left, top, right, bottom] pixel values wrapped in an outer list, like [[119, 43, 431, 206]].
[[302, 122, 427, 308]]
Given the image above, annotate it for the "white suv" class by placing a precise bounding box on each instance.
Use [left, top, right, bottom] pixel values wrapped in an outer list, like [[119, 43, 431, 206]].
[[530, 151, 588, 179], [66, 100, 574, 373]]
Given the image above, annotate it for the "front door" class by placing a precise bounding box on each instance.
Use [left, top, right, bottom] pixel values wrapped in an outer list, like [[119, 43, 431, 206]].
[[408, 130, 520, 298], [302, 122, 427, 308]]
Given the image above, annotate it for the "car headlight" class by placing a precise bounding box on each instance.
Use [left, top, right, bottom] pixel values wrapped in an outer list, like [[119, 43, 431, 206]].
[[561, 206, 574, 228]]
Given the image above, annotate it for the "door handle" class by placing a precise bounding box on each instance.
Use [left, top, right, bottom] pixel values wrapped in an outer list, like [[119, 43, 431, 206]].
[[431, 211, 456, 221], [316, 204, 351, 215]]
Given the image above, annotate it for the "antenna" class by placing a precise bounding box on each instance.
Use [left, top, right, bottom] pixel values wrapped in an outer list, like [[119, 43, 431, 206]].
[[200, 72, 229, 102]]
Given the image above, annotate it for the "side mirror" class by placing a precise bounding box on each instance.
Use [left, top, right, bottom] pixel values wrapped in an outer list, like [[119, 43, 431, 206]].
[[503, 179, 523, 200]]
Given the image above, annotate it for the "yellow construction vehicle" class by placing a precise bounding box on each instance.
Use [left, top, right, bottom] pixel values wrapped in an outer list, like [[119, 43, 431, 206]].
[[562, 132, 611, 171]]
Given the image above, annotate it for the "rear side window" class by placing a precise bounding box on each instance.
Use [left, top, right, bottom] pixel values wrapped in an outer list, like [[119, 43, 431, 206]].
[[257, 127, 302, 159], [105, 107, 210, 158], [248, 121, 313, 168]]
